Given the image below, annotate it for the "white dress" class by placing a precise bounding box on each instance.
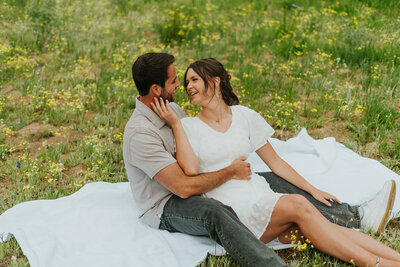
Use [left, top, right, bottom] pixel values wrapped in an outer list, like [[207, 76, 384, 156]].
[[181, 105, 284, 238]]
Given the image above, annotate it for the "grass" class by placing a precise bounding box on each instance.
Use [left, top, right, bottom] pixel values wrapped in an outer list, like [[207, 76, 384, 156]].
[[1, 0, 400, 265]]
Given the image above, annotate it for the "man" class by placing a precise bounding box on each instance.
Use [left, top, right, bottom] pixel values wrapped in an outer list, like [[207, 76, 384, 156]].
[[123, 53, 395, 266]]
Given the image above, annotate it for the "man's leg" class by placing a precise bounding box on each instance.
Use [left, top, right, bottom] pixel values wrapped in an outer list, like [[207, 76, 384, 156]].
[[257, 172, 361, 228], [159, 195, 287, 267]]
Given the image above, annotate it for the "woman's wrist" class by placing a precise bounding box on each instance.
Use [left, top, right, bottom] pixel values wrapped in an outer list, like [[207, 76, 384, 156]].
[[170, 119, 182, 130], [305, 183, 317, 195]]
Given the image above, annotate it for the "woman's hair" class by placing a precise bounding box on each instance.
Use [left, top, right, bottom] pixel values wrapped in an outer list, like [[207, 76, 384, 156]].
[[183, 58, 239, 106]]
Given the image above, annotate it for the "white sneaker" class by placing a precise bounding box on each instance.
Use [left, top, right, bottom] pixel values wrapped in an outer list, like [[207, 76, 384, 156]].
[[359, 180, 396, 234]]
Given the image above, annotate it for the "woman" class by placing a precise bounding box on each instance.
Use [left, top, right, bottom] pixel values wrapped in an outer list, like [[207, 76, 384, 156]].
[[151, 58, 400, 266]]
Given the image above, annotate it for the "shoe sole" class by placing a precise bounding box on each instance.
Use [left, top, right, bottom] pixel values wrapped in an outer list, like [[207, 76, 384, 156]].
[[376, 180, 396, 234]]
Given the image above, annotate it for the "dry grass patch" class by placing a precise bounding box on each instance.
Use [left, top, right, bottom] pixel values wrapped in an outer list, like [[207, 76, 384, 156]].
[[0, 257, 11, 267], [387, 218, 400, 231], [10, 123, 85, 157], [274, 129, 297, 141], [2, 84, 19, 100], [363, 141, 379, 158], [16, 122, 52, 138], [64, 164, 85, 179], [307, 122, 351, 143], [0, 174, 10, 200], [84, 111, 96, 122]]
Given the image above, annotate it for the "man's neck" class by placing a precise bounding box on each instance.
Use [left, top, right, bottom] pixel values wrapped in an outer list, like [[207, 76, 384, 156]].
[[138, 96, 154, 109]]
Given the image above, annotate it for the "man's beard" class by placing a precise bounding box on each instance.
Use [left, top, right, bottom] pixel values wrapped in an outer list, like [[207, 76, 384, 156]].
[[160, 88, 174, 102]]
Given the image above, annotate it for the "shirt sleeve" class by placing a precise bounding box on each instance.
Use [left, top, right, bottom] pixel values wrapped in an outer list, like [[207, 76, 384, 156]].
[[128, 128, 176, 179], [238, 105, 275, 152]]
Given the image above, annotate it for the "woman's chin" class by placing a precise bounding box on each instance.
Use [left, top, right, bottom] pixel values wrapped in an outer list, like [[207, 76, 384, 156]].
[[191, 98, 200, 105]]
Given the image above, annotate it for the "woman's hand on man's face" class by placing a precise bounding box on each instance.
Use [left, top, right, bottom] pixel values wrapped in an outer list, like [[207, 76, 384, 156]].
[[151, 97, 180, 127]]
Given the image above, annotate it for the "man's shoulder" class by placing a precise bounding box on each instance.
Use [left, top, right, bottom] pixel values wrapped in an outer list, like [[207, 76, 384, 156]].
[[169, 102, 185, 119], [124, 111, 160, 139]]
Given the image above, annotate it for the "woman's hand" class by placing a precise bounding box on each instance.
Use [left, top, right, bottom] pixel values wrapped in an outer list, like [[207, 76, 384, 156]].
[[151, 97, 180, 128], [310, 188, 341, 206], [152, 97, 199, 177]]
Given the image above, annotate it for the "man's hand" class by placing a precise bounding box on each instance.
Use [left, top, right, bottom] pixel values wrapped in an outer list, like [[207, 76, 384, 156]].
[[310, 188, 341, 206], [151, 97, 180, 127], [229, 157, 251, 180]]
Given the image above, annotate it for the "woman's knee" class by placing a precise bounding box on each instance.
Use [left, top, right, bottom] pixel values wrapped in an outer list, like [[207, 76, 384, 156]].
[[276, 194, 315, 219]]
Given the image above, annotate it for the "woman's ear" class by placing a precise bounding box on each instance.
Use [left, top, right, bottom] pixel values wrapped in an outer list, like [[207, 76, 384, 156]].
[[214, 77, 221, 88], [150, 84, 161, 97]]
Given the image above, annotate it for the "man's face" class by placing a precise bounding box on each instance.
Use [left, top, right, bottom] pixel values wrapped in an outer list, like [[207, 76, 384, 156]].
[[160, 64, 180, 102]]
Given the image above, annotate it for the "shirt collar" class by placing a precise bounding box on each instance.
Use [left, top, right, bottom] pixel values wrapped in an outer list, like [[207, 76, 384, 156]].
[[135, 97, 166, 129]]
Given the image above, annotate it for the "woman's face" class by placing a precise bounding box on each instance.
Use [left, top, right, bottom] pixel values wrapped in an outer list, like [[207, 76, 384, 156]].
[[185, 68, 215, 105]]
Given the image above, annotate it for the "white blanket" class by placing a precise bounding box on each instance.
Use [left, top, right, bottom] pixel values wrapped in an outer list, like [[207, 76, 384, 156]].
[[1, 129, 399, 267]]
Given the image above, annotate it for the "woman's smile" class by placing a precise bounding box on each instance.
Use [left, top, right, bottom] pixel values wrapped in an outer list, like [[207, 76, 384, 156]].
[[185, 68, 208, 103], [188, 89, 199, 97]]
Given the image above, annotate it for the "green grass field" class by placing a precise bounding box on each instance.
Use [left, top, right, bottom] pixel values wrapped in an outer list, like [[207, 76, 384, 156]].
[[1, 0, 400, 266]]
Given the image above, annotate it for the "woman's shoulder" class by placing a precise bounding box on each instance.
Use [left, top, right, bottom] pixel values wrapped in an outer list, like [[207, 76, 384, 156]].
[[232, 105, 271, 127], [181, 116, 197, 123], [231, 105, 258, 116], [180, 117, 202, 138], [181, 116, 200, 128]]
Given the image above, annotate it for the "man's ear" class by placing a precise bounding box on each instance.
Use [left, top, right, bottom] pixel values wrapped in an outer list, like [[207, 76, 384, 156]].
[[150, 84, 161, 97]]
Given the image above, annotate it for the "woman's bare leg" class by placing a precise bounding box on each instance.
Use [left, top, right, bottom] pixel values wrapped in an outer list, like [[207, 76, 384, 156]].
[[274, 222, 400, 262], [276, 224, 306, 244], [260, 194, 400, 266], [275, 224, 400, 265], [337, 225, 400, 262]]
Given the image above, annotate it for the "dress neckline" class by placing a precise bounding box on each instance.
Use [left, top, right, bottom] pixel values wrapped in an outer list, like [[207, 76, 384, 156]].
[[195, 106, 234, 134]]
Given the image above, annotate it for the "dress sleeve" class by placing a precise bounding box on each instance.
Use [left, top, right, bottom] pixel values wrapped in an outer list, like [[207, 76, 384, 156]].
[[237, 105, 275, 152], [180, 118, 199, 157]]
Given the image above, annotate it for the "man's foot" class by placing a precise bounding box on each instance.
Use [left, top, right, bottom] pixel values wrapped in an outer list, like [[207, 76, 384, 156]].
[[359, 180, 396, 234]]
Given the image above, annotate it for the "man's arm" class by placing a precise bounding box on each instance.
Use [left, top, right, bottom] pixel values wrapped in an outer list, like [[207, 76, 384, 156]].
[[128, 125, 250, 199], [155, 157, 251, 199]]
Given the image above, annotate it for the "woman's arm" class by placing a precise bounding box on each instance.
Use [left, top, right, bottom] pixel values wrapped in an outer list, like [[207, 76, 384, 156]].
[[256, 141, 341, 206], [151, 97, 199, 176]]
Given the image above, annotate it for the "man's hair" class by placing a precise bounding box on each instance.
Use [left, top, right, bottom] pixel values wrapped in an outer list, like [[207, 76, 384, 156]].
[[132, 53, 175, 96]]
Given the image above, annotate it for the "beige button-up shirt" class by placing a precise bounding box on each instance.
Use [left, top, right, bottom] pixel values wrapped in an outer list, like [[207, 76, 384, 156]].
[[123, 98, 185, 228]]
